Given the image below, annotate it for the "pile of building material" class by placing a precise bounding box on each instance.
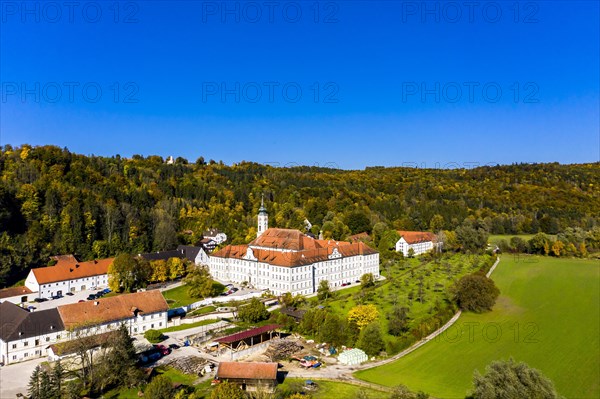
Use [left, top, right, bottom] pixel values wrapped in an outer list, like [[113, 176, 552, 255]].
[[338, 348, 368, 365], [166, 356, 214, 376], [264, 339, 304, 361]]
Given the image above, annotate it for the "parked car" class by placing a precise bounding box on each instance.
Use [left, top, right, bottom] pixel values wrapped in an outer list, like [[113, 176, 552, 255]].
[[168, 344, 180, 350], [231, 288, 239, 292], [33, 297, 48, 303], [51, 294, 63, 300], [27, 306, 36, 311], [78, 300, 85, 303], [87, 294, 97, 300], [65, 292, 74, 296], [154, 344, 171, 356], [355, 280, 361, 283], [101, 288, 111, 295]]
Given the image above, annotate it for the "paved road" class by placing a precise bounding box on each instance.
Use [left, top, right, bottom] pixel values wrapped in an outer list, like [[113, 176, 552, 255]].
[[0, 357, 46, 398]]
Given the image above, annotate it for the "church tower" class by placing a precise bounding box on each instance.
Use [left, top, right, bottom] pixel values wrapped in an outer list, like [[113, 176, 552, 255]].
[[257, 194, 268, 238]]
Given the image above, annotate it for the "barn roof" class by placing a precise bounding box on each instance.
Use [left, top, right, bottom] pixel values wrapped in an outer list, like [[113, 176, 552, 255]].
[[214, 324, 281, 344], [216, 362, 278, 380]]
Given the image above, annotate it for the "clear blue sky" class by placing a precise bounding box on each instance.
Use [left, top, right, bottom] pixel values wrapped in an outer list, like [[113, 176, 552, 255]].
[[1, 0, 598, 169]]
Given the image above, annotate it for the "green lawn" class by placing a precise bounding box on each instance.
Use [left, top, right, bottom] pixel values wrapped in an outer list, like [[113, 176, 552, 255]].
[[159, 318, 219, 333], [162, 284, 198, 308], [312, 254, 495, 354], [278, 378, 390, 399], [355, 257, 600, 399], [488, 233, 558, 246]]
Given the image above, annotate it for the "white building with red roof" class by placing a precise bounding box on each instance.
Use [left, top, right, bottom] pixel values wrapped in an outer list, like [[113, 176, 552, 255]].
[[395, 231, 439, 256], [24, 256, 113, 299], [209, 203, 380, 295]]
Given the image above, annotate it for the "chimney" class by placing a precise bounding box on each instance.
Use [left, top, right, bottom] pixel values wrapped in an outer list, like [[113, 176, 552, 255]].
[[94, 260, 98, 264], [50, 325, 54, 330], [75, 264, 80, 268], [70, 268, 73, 272], [94, 301, 99, 306]]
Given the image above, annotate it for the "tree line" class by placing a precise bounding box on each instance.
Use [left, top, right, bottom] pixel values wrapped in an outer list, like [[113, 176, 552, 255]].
[[2, 144, 598, 287]]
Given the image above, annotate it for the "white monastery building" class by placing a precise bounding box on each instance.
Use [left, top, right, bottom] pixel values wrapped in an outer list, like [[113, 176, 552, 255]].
[[24, 255, 113, 299], [208, 202, 380, 295], [395, 231, 439, 256]]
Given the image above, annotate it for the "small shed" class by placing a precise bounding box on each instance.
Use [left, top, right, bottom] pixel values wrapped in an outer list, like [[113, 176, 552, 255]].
[[214, 324, 281, 352], [215, 362, 278, 392]]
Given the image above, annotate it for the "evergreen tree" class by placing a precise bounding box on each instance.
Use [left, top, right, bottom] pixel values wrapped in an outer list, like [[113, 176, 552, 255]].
[[27, 365, 42, 399]]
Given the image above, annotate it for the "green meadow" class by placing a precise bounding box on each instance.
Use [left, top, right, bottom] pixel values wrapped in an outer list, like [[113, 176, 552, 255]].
[[355, 257, 600, 399]]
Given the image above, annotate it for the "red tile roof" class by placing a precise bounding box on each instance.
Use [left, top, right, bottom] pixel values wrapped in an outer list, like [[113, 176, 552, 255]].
[[0, 286, 33, 299], [397, 231, 437, 244], [31, 258, 114, 285], [213, 228, 377, 267], [249, 228, 322, 251], [57, 290, 168, 330], [216, 362, 278, 380], [349, 232, 370, 242], [215, 324, 281, 344]]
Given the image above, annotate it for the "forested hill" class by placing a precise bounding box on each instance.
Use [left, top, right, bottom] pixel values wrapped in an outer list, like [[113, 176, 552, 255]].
[[1, 145, 599, 287]]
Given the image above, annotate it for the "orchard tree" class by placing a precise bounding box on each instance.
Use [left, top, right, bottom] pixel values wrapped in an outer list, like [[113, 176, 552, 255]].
[[210, 381, 245, 399], [360, 273, 375, 289], [347, 304, 379, 330], [317, 279, 332, 300], [144, 375, 174, 399], [452, 273, 500, 313], [471, 358, 562, 399], [357, 322, 385, 356], [238, 298, 269, 323]]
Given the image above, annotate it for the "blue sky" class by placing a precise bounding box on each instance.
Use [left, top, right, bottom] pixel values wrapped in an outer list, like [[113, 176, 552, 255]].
[[1, 0, 598, 169]]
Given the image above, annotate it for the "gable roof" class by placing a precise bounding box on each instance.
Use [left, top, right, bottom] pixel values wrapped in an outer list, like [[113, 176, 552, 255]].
[[31, 258, 114, 285], [139, 249, 184, 261], [349, 232, 370, 242], [0, 286, 33, 299], [177, 245, 202, 262], [204, 228, 224, 237], [215, 324, 281, 344], [216, 362, 278, 380], [397, 231, 437, 244], [0, 302, 64, 342], [57, 290, 168, 330], [249, 228, 323, 251]]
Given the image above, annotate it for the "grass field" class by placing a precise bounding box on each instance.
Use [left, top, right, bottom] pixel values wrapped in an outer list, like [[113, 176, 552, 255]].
[[278, 379, 391, 399], [488, 233, 558, 246], [355, 257, 600, 399], [159, 318, 219, 333], [162, 284, 198, 308]]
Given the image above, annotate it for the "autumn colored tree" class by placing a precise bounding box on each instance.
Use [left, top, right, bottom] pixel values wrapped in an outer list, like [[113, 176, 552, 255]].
[[108, 254, 152, 292], [150, 260, 169, 282], [210, 381, 245, 399], [347, 304, 379, 330]]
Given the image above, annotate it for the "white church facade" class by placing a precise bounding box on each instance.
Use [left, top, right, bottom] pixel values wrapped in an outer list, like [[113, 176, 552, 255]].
[[208, 200, 380, 296]]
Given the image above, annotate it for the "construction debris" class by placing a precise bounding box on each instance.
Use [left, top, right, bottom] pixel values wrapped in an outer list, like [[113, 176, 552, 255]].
[[165, 356, 215, 376], [264, 339, 304, 361]]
